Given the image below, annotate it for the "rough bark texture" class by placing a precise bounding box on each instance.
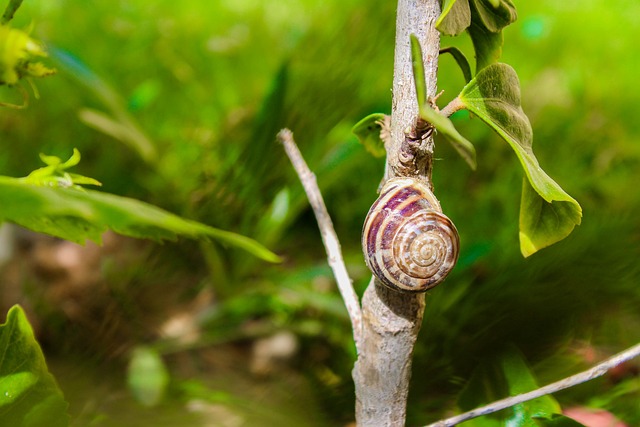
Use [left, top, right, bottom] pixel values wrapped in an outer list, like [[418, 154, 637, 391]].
[[353, 1, 441, 426]]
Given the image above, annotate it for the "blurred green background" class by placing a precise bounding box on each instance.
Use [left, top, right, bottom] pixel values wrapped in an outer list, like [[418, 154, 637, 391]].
[[1, 0, 639, 425]]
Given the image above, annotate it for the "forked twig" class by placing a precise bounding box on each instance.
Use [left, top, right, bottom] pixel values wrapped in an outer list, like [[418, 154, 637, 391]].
[[277, 128, 362, 349], [425, 342, 640, 427]]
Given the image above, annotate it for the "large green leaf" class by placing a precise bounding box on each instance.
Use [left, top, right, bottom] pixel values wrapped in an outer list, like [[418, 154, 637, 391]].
[[458, 63, 581, 256], [0, 176, 281, 262], [437, 0, 471, 36], [0, 305, 70, 427]]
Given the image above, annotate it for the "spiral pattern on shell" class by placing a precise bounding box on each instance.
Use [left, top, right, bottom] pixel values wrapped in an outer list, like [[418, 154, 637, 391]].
[[362, 178, 460, 292]]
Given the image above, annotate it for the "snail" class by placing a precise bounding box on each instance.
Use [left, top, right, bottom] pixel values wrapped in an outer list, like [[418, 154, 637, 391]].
[[362, 177, 460, 293]]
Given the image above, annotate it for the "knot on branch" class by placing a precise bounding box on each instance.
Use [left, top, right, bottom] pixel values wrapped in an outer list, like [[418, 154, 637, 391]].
[[396, 118, 435, 179]]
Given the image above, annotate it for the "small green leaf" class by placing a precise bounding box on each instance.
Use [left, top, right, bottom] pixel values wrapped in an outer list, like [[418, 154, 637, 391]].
[[418, 103, 477, 169], [468, 16, 504, 72], [458, 63, 581, 256], [127, 346, 169, 407], [0, 176, 281, 262], [440, 46, 473, 84], [23, 149, 101, 189], [410, 34, 427, 108], [0, 305, 70, 427], [352, 113, 387, 157], [436, 0, 471, 36], [470, 0, 517, 33]]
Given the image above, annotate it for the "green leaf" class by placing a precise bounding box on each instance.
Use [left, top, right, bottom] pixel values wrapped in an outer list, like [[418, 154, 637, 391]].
[[458, 348, 565, 426], [0, 176, 281, 262], [468, 16, 504, 73], [501, 349, 561, 424], [22, 149, 101, 189], [519, 179, 582, 258], [418, 103, 477, 169], [410, 34, 427, 108], [127, 346, 169, 407], [437, 0, 471, 36], [440, 46, 473, 84], [458, 63, 581, 256], [352, 113, 388, 157], [0, 305, 70, 427], [470, 0, 517, 33]]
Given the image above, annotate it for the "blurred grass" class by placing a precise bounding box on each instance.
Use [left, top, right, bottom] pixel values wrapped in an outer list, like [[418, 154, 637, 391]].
[[1, 0, 639, 425]]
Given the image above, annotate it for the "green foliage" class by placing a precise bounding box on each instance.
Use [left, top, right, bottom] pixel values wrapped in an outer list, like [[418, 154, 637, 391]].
[[126, 346, 170, 407], [458, 63, 581, 256], [0, 0, 637, 425], [457, 348, 584, 426], [0, 305, 69, 427], [0, 149, 280, 261]]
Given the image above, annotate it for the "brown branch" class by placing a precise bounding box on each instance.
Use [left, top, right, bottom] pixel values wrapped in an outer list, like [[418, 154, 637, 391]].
[[425, 342, 640, 427], [353, 1, 442, 425], [277, 129, 362, 350]]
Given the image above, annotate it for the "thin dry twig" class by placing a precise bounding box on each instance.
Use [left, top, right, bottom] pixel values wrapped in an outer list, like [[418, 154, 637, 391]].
[[277, 128, 362, 349], [425, 342, 640, 427]]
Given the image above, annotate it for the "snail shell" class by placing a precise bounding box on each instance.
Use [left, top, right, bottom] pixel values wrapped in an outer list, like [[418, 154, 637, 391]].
[[362, 177, 460, 293]]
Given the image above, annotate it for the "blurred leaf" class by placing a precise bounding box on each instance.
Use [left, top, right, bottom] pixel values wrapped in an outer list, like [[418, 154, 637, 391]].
[[458, 63, 581, 256], [501, 349, 561, 424], [1, 0, 23, 24], [470, 0, 517, 33], [437, 0, 471, 36], [458, 348, 564, 427], [0, 305, 70, 427], [0, 25, 56, 86], [351, 113, 387, 157], [51, 48, 156, 163], [127, 346, 169, 407], [419, 103, 476, 169], [440, 46, 473, 83], [0, 176, 281, 262]]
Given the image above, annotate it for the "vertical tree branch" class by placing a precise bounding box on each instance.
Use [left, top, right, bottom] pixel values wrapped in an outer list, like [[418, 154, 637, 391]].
[[353, 1, 441, 426]]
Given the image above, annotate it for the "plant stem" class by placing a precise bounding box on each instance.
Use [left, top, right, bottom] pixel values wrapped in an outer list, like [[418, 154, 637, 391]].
[[277, 129, 363, 350], [352, 1, 441, 425]]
